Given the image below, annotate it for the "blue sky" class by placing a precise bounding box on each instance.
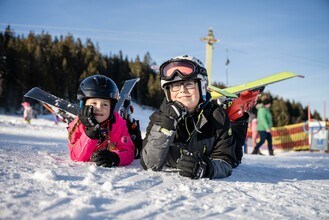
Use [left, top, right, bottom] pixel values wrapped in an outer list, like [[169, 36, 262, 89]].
[[1, 0, 328, 119]]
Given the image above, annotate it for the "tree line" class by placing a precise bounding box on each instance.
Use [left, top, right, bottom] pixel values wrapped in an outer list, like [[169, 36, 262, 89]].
[[0, 26, 323, 126], [0, 26, 164, 113]]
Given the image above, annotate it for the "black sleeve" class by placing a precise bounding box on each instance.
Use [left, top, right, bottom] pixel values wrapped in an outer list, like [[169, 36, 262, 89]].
[[230, 112, 249, 164], [210, 107, 237, 166]]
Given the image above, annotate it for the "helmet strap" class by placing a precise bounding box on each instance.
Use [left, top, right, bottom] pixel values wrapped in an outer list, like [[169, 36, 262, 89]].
[[197, 92, 211, 111], [108, 100, 117, 121], [79, 100, 84, 108]]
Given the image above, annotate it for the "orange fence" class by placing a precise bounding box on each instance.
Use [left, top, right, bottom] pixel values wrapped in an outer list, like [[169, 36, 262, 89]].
[[272, 123, 309, 151], [247, 122, 329, 151]]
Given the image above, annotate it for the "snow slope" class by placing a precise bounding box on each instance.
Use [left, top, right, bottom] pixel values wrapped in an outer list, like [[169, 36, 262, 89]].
[[1, 106, 329, 220]]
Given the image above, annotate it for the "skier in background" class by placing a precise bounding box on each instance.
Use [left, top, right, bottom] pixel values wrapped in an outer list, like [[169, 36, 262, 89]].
[[248, 106, 258, 153], [252, 95, 274, 155], [21, 102, 33, 124], [141, 55, 258, 179], [54, 115, 60, 125], [68, 74, 135, 167]]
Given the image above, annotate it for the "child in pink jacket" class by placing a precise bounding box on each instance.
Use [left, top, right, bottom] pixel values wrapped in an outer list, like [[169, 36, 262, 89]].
[[68, 74, 134, 167]]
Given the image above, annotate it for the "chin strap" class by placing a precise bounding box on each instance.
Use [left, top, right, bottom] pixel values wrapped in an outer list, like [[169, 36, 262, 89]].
[[196, 92, 211, 111]]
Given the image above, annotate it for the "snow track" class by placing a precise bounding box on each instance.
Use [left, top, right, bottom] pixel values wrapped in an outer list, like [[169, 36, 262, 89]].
[[1, 114, 329, 219]]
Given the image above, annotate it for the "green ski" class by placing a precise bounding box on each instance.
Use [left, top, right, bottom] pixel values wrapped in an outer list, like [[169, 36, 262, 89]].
[[210, 71, 304, 99], [208, 85, 238, 98]]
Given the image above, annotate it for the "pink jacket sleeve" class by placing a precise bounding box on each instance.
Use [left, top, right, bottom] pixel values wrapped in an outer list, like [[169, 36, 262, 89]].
[[107, 112, 135, 166], [67, 112, 135, 166]]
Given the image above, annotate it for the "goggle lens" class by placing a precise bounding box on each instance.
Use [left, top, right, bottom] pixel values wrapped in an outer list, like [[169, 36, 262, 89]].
[[162, 61, 195, 78]]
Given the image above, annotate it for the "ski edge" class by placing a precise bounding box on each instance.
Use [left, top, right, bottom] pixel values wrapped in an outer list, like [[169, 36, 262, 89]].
[[115, 78, 140, 112], [210, 72, 304, 99], [207, 85, 238, 98]]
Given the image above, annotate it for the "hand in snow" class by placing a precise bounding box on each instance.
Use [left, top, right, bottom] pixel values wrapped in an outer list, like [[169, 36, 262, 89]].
[[90, 150, 120, 167], [176, 150, 212, 179]]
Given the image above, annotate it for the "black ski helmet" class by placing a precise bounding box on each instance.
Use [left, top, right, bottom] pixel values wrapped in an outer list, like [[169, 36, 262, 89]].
[[77, 74, 119, 109]]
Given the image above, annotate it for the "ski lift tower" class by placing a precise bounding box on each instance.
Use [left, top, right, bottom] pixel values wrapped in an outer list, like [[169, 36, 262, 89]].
[[201, 28, 219, 84]]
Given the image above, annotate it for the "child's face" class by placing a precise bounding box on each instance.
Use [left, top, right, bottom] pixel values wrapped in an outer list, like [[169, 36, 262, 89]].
[[169, 80, 200, 113], [85, 98, 111, 123]]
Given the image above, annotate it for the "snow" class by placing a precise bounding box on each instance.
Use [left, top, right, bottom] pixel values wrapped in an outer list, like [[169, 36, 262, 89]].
[[1, 104, 329, 220]]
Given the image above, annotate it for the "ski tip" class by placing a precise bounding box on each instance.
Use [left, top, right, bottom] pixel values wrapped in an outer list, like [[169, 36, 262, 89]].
[[282, 72, 305, 78], [126, 78, 140, 82], [24, 87, 38, 97]]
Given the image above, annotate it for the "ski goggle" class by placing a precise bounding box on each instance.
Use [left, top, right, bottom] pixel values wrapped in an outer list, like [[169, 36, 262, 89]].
[[160, 60, 201, 80]]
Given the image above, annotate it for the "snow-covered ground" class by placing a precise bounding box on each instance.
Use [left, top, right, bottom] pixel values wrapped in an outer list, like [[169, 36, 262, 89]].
[[1, 104, 329, 220]]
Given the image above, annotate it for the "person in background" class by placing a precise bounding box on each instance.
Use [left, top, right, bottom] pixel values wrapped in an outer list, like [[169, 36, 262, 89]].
[[252, 95, 274, 155], [21, 102, 33, 124], [68, 74, 135, 167], [141, 55, 253, 179], [54, 115, 60, 125], [248, 106, 258, 153]]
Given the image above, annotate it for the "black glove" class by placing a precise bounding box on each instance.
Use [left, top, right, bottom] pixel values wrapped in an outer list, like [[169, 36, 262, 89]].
[[177, 150, 212, 179], [78, 105, 100, 139], [90, 150, 120, 167], [156, 100, 187, 130]]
